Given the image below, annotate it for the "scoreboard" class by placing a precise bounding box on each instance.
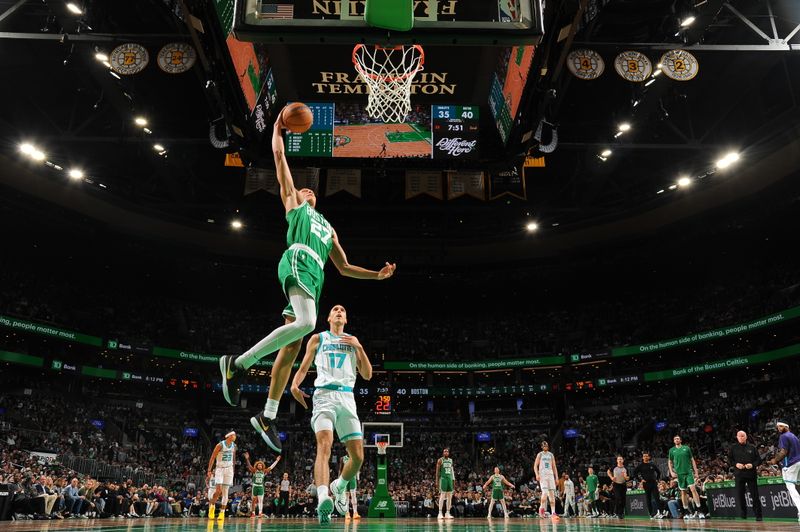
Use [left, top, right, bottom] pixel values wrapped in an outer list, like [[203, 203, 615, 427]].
[[431, 105, 480, 159], [285, 102, 334, 157]]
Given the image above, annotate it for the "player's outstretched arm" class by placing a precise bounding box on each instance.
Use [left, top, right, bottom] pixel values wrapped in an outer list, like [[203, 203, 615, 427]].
[[267, 456, 281, 473], [482, 478, 492, 490], [329, 231, 396, 280], [289, 334, 319, 409], [502, 476, 515, 489], [243, 451, 255, 473], [272, 111, 303, 213]]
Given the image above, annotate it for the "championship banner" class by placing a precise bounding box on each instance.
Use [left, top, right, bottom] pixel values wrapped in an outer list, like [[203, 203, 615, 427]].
[[489, 167, 526, 199], [292, 167, 320, 193], [405, 170, 443, 199], [243, 166, 276, 195], [447, 170, 485, 200], [326, 168, 362, 198], [0, 315, 103, 346]]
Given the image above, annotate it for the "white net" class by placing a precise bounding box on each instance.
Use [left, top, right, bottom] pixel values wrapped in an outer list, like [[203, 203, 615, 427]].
[[376, 442, 389, 455], [352, 44, 424, 123]]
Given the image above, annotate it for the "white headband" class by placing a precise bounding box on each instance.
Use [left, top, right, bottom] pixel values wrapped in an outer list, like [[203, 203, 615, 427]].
[[225, 431, 236, 438], [776, 422, 789, 429]]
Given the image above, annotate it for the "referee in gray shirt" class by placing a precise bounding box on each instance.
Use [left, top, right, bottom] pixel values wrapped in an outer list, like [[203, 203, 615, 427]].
[[607, 456, 630, 519]]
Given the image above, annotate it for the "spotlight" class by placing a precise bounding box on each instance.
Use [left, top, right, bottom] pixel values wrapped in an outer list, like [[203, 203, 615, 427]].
[[618, 123, 631, 132], [716, 152, 741, 169], [526, 222, 539, 232], [19, 143, 35, 155], [652, 69, 662, 77], [143, 128, 152, 135], [601, 149, 612, 157], [153, 144, 165, 152], [102, 61, 111, 69], [231, 219, 243, 230], [30, 150, 46, 161], [680, 15, 696, 27], [110, 71, 121, 80], [677, 176, 692, 188], [134, 117, 148, 127], [95, 52, 108, 62], [68, 169, 84, 180], [645, 79, 656, 87], [657, 189, 665, 195], [669, 184, 678, 190], [66, 3, 82, 14]]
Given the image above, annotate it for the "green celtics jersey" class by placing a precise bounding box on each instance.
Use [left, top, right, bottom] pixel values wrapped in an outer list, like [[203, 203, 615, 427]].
[[586, 474, 598, 493], [286, 201, 334, 263], [492, 474, 503, 490], [669, 445, 694, 474], [439, 458, 454, 480], [253, 470, 265, 487]]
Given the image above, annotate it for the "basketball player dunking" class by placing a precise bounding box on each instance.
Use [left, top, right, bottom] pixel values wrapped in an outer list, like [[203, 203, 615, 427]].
[[290, 304, 371, 523], [534, 441, 560, 521], [206, 431, 236, 521], [219, 108, 396, 453], [435, 448, 455, 519], [483, 466, 515, 519]]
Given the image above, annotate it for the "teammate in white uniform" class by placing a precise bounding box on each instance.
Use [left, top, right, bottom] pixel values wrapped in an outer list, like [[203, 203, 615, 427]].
[[290, 304, 372, 523], [534, 441, 560, 521], [206, 431, 236, 521], [562, 472, 577, 517]]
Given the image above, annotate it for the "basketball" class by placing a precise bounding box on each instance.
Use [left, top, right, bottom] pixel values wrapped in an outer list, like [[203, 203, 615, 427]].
[[282, 102, 313, 134]]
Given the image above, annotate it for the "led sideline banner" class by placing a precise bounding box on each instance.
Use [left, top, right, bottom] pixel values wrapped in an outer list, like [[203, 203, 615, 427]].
[[383, 356, 565, 371], [705, 477, 797, 518], [612, 305, 800, 357], [151, 346, 291, 368], [0, 315, 102, 347], [644, 343, 800, 382]]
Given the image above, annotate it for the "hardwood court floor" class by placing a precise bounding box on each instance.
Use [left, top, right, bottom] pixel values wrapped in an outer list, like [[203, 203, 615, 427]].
[[333, 124, 432, 158], [4, 516, 799, 531]]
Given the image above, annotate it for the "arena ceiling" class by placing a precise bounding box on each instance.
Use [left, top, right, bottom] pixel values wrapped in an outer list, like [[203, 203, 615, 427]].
[[0, 0, 799, 254]]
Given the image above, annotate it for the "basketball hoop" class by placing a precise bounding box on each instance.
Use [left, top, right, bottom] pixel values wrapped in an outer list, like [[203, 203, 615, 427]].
[[376, 441, 389, 455], [352, 44, 424, 123]]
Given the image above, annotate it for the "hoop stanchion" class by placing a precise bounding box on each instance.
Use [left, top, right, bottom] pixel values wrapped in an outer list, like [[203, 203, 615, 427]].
[[353, 44, 424, 123], [367, 442, 397, 517]]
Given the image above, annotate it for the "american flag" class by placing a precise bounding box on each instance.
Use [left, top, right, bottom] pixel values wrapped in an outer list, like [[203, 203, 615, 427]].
[[259, 3, 294, 19]]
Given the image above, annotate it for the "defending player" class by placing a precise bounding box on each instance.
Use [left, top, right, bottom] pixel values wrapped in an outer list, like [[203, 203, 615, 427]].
[[435, 447, 455, 519], [534, 441, 560, 521], [289, 304, 371, 523], [219, 109, 396, 453], [243, 452, 281, 517], [483, 467, 515, 519], [338, 454, 360, 520], [668, 435, 704, 519], [206, 431, 236, 521]]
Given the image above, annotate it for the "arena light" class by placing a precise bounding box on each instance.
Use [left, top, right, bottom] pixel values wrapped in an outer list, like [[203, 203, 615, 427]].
[[652, 69, 662, 77], [134, 117, 148, 127], [657, 189, 665, 194], [668, 184, 678, 190], [95, 52, 108, 62], [30, 149, 46, 161], [680, 15, 696, 27], [645, 78, 656, 87], [716, 152, 741, 169], [66, 3, 82, 14], [19, 143, 35, 155], [601, 149, 612, 157], [618, 123, 631, 133], [153, 144, 165, 152], [526, 222, 539, 232], [231, 219, 243, 230], [68, 169, 84, 180], [102, 60, 111, 69], [677, 176, 692, 188]]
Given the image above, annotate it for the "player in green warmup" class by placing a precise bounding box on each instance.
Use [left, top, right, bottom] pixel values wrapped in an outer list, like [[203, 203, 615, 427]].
[[483, 467, 515, 519], [668, 435, 704, 519], [219, 107, 396, 453], [435, 448, 455, 519], [243, 452, 281, 517], [585, 467, 599, 517]]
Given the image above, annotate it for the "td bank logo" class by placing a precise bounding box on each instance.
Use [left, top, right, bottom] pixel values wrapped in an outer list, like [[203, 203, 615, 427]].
[[570, 354, 580, 363], [598, 379, 607, 386], [107, 340, 118, 349], [122, 372, 131, 380], [51, 360, 62, 370]]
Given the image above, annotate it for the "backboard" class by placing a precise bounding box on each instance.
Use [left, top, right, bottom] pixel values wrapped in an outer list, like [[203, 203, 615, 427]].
[[362, 422, 404, 448], [233, 0, 544, 45]]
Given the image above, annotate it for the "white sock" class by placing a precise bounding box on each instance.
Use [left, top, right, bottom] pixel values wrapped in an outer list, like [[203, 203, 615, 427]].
[[235, 286, 316, 370], [263, 399, 279, 419], [317, 485, 329, 501]]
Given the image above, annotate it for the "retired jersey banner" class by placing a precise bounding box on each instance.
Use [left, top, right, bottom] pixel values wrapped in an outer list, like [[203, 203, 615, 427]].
[[244, 166, 276, 195], [326, 168, 362, 198], [292, 167, 320, 193], [447, 170, 485, 200], [489, 167, 526, 199], [405, 170, 443, 199]]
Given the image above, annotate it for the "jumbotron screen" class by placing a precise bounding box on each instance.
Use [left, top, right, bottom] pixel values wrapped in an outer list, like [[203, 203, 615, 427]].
[[286, 102, 479, 159]]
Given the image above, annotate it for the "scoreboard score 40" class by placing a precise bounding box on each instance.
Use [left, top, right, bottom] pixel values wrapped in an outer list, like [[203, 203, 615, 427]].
[[432, 105, 479, 159]]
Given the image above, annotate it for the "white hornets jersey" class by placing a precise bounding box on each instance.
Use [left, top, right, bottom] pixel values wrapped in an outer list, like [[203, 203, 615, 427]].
[[539, 451, 555, 477], [314, 331, 358, 389], [217, 440, 235, 468]]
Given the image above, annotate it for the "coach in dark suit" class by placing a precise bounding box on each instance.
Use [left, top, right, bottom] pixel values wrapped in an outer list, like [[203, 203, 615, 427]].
[[729, 431, 762, 521]]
